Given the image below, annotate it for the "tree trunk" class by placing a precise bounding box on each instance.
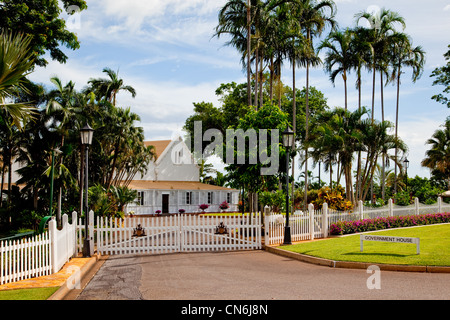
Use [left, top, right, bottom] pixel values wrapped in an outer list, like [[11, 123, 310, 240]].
[[254, 48, 259, 108], [303, 31, 311, 210], [291, 57, 296, 215], [380, 72, 386, 201], [247, 0, 252, 107], [394, 65, 401, 194]]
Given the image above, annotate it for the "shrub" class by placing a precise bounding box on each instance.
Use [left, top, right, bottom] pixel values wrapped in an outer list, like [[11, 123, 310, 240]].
[[312, 185, 353, 211], [179, 209, 185, 214], [219, 201, 229, 210], [393, 190, 411, 206], [329, 212, 450, 235]]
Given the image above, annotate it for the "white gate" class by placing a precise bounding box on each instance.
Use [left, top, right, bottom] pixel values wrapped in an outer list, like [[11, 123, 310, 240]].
[[96, 213, 261, 255]]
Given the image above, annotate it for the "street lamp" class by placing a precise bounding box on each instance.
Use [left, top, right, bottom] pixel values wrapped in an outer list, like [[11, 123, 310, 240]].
[[80, 123, 94, 257], [282, 127, 294, 245], [403, 157, 409, 191]]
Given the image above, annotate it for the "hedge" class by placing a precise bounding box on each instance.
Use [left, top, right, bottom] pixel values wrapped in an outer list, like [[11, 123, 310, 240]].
[[329, 212, 450, 235]]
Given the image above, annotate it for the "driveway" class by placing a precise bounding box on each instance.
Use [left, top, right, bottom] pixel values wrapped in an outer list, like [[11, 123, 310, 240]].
[[76, 250, 450, 300]]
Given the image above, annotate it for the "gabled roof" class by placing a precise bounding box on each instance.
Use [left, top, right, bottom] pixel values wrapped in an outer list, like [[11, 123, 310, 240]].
[[127, 180, 237, 191], [144, 140, 171, 160]]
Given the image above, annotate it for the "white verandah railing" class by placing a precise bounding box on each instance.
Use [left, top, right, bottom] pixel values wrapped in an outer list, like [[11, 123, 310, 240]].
[[265, 196, 450, 246]]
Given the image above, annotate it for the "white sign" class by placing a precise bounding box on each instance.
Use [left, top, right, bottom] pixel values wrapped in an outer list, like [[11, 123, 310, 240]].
[[360, 234, 420, 255]]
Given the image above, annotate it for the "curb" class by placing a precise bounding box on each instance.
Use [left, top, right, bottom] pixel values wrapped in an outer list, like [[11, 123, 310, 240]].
[[263, 245, 450, 273], [47, 255, 99, 300]]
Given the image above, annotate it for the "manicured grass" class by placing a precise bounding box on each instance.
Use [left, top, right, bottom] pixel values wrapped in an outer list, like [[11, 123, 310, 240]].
[[0, 287, 59, 300], [282, 223, 450, 266]]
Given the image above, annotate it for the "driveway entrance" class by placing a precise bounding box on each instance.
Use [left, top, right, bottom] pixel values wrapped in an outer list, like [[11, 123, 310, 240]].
[[76, 250, 450, 300]]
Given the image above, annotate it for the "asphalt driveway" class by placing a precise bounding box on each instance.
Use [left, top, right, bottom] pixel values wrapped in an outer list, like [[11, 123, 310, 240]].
[[76, 250, 450, 300]]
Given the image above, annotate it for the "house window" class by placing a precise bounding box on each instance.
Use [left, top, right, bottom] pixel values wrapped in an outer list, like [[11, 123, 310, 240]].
[[207, 192, 214, 204], [174, 149, 183, 164], [137, 191, 145, 206], [186, 191, 192, 205], [227, 192, 232, 204]]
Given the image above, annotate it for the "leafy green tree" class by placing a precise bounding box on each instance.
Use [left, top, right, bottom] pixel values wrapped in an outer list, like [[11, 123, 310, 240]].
[[0, 30, 36, 128], [86, 68, 136, 106], [0, 0, 88, 67], [319, 28, 354, 110], [430, 45, 450, 108], [421, 118, 450, 190]]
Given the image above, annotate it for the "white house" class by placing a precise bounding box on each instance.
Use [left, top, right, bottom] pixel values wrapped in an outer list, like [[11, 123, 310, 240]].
[[125, 137, 239, 215]]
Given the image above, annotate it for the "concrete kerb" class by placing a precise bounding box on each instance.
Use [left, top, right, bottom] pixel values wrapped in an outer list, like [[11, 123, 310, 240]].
[[263, 245, 450, 273], [47, 254, 104, 300]]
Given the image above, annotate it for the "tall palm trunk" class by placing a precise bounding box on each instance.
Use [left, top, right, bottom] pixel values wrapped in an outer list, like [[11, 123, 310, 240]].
[[247, 0, 252, 107], [343, 69, 348, 110], [303, 30, 311, 210], [394, 64, 401, 194], [291, 56, 296, 214], [356, 67, 362, 201], [380, 72, 386, 201], [370, 65, 376, 203], [254, 48, 259, 108]]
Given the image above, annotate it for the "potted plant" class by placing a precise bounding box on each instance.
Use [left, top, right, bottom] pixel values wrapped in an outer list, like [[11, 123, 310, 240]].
[[219, 201, 229, 212], [179, 209, 185, 214], [128, 210, 135, 218], [199, 204, 209, 213], [155, 210, 161, 216]]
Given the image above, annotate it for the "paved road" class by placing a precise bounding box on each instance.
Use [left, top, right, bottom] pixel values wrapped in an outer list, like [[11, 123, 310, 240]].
[[76, 250, 450, 300]]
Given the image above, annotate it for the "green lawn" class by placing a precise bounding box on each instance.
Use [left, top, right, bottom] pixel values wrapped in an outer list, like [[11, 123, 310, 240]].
[[0, 287, 59, 300], [282, 224, 450, 266]]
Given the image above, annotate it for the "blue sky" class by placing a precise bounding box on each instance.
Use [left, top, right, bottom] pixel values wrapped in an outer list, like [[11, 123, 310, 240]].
[[29, 0, 450, 182]]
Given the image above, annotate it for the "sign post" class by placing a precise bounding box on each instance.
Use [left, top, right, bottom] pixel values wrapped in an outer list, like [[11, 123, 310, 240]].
[[360, 234, 420, 255]]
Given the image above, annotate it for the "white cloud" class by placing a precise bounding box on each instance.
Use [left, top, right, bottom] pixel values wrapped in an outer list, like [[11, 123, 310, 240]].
[[444, 4, 450, 11]]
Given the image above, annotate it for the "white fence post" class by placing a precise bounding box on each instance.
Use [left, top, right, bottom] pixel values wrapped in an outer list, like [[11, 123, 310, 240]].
[[308, 203, 314, 241], [388, 198, 393, 217], [264, 206, 270, 245], [414, 197, 419, 215], [49, 218, 58, 274], [322, 202, 328, 238], [88, 210, 95, 256], [438, 196, 442, 213], [358, 200, 364, 220]]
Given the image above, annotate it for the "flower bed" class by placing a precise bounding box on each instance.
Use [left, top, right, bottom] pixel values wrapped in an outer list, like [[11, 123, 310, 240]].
[[330, 212, 450, 235]]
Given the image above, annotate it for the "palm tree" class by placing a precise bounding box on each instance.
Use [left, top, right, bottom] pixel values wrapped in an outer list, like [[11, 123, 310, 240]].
[[295, 0, 336, 208], [0, 30, 37, 128], [356, 8, 406, 201], [349, 27, 372, 200], [356, 8, 406, 122], [421, 118, 450, 190], [319, 28, 353, 110], [215, 0, 292, 108], [389, 34, 425, 193], [46, 76, 82, 225], [87, 67, 136, 106]]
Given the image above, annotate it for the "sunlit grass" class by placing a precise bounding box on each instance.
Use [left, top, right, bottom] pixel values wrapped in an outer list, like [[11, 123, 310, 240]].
[[0, 287, 59, 300], [281, 224, 450, 266]]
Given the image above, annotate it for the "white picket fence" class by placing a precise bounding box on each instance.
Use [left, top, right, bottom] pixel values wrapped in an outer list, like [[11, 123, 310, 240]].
[[96, 213, 262, 255], [0, 212, 78, 286], [265, 197, 450, 246]]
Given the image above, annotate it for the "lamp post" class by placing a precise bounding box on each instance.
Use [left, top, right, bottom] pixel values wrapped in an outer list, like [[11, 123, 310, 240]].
[[80, 123, 94, 257], [403, 157, 409, 191], [282, 127, 294, 245]]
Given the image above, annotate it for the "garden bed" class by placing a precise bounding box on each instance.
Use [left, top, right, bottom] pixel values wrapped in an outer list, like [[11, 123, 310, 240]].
[[330, 212, 450, 235]]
